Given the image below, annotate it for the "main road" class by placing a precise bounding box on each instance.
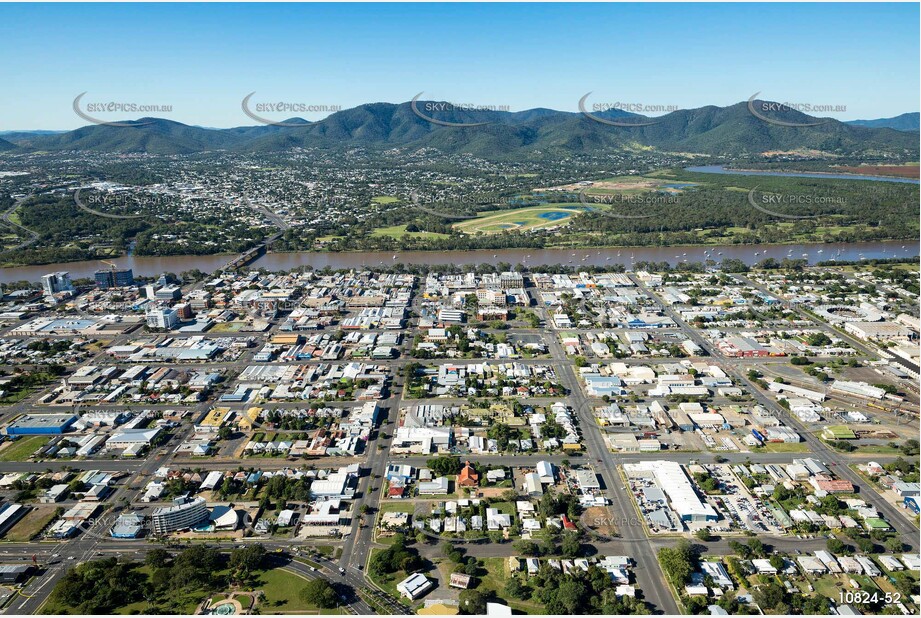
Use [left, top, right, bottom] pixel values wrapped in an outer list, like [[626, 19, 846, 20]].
[[632, 273, 918, 552], [525, 279, 681, 615]]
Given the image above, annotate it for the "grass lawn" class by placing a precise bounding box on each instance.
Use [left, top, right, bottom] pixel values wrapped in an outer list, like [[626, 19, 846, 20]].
[[810, 573, 884, 602], [453, 205, 586, 235], [378, 502, 415, 514], [757, 442, 810, 453], [0, 388, 35, 405], [4, 505, 57, 541], [254, 567, 346, 614], [852, 444, 903, 455], [490, 501, 516, 516], [371, 196, 400, 204], [313, 545, 337, 558], [0, 436, 50, 461], [366, 570, 408, 606], [209, 321, 248, 333], [370, 225, 449, 240]]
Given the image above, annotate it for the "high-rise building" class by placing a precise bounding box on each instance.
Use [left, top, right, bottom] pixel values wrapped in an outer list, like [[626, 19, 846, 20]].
[[41, 272, 74, 297], [146, 306, 180, 330], [94, 268, 134, 289], [173, 302, 193, 320], [150, 497, 208, 534]]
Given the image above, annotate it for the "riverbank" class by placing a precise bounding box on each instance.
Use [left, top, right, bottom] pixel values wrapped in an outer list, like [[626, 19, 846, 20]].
[[686, 165, 921, 184], [0, 240, 915, 285]]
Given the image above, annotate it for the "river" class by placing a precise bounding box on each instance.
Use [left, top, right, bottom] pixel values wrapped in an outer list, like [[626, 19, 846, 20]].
[[685, 165, 920, 184], [0, 241, 916, 285]]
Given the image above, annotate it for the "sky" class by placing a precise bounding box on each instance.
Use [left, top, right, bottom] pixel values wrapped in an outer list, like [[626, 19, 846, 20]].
[[0, 2, 918, 130]]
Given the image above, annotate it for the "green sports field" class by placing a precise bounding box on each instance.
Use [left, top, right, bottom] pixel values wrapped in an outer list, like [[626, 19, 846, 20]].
[[453, 204, 587, 234]]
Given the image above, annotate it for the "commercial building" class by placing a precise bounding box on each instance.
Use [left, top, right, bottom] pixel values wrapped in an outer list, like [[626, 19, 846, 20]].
[[0, 504, 28, 537], [106, 428, 162, 450], [830, 380, 886, 400], [146, 306, 180, 330], [41, 271, 74, 297], [5, 413, 78, 435], [397, 573, 434, 600], [150, 497, 209, 534], [0, 565, 31, 584], [843, 321, 912, 342], [110, 513, 144, 538], [95, 268, 134, 289], [625, 461, 718, 523], [716, 336, 771, 358]]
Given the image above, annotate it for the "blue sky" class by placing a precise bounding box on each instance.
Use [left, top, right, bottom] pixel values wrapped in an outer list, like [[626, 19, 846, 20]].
[[0, 2, 918, 130]]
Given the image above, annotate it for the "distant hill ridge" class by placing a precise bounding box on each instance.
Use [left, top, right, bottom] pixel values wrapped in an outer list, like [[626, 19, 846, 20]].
[[4, 99, 917, 158], [846, 112, 919, 132]]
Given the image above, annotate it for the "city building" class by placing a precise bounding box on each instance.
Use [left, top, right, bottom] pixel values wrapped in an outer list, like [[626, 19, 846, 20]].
[[41, 271, 74, 297], [5, 413, 78, 435], [397, 573, 434, 600], [150, 497, 209, 534], [146, 306, 180, 330], [95, 268, 134, 289]]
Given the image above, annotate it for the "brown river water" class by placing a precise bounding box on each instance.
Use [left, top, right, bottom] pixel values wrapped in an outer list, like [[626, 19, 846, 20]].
[[0, 241, 916, 284]]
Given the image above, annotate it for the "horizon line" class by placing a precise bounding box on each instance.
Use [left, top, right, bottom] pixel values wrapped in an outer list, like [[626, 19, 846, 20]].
[[3, 97, 919, 134]]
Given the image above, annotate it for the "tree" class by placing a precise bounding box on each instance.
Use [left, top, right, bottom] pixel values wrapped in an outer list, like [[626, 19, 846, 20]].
[[752, 581, 788, 612], [658, 539, 696, 587], [694, 528, 713, 542], [826, 538, 846, 554], [561, 532, 581, 557], [512, 540, 540, 556], [554, 579, 587, 614], [885, 536, 904, 553], [459, 589, 487, 615], [230, 543, 266, 578], [769, 555, 786, 571], [854, 536, 876, 554], [145, 548, 171, 569], [300, 578, 339, 609], [900, 439, 920, 457], [728, 540, 751, 559], [504, 576, 530, 600], [427, 455, 462, 476]]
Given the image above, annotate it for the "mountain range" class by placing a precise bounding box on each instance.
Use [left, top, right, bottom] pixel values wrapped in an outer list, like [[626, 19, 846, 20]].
[[845, 112, 920, 132], [3, 100, 918, 159]]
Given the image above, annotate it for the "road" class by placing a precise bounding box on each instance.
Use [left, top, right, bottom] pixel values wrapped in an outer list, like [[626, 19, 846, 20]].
[[632, 273, 918, 551], [525, 279, 681, 614], [4, 269, 918, 615]]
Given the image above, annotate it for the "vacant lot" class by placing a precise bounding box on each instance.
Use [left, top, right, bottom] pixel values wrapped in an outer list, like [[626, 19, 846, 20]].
[[4, 505, 56, 542], [0, 436, 49, 462]]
